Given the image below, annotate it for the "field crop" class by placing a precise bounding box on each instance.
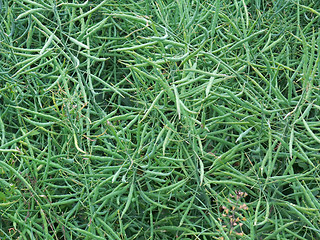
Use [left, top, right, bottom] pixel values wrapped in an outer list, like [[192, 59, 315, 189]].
[[1, 0, 320, 239]]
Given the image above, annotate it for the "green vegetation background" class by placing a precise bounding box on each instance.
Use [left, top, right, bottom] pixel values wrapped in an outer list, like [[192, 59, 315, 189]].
[[1, 0, 320, 239]]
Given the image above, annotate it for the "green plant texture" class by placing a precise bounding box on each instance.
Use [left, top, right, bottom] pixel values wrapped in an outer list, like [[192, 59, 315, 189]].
[[0, 0, 320, 239]]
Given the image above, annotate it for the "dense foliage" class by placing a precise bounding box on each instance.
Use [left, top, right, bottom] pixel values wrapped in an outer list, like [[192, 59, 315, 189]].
[[0, 0, 320, 239]]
